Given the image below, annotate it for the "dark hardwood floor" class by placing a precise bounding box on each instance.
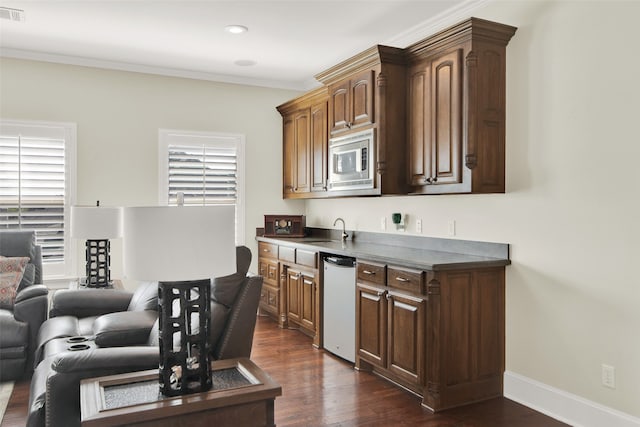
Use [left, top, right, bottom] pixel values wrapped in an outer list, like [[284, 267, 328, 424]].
[[1, 315, 567, 426]]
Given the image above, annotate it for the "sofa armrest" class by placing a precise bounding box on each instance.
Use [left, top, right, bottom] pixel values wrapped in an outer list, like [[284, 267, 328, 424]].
[[14, 284, 48, 304], [94, 310, 158, 347], [51, 346, 159, 374], [49, 289, 133, 318], [43, 347, 160, 427]]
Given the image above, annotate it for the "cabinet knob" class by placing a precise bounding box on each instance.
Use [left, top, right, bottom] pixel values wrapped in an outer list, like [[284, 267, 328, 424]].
[[395, 276, 409, 283], [385, 293, 391, 300], [362, 270, 376, 275], [423, 177, 438, 184]]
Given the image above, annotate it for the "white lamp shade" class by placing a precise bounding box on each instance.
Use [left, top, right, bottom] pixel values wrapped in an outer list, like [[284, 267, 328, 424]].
[[71, 206, 123, 239], [123, 206, 236, 282]]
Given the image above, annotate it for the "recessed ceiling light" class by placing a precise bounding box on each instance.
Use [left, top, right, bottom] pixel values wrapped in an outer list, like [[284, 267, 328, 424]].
[[225, 25, 248, 34], [234, 60, 257, 67]]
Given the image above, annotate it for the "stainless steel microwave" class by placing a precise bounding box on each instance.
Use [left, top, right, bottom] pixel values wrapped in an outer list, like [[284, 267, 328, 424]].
[[328, 129, 375, 191]]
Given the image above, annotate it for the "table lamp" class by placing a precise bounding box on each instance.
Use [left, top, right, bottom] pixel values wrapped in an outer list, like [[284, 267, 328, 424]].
[[70, 202, 123, 287], [122, 205, 236, 396]]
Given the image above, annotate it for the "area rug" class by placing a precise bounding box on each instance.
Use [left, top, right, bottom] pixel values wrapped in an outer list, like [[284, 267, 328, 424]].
[[0, 381, 14, 422]]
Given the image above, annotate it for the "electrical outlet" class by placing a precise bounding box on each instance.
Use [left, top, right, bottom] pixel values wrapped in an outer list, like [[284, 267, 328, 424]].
[[447, 220, 456, 236], [602, 364, 615, 389], [416, 219, 422, 234], [380, 216, 386, 231]]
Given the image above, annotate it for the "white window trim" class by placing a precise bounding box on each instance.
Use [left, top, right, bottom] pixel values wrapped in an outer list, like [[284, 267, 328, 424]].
[[158, 129, 245, 245], [0, 118, 77, 281]]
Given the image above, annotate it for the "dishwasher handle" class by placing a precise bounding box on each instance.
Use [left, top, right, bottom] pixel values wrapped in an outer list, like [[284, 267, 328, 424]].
[[324, 256, 356, 268]]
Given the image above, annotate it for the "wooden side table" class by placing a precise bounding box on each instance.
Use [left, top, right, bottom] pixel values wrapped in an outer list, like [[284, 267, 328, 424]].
[[80, 358, 282, 427]]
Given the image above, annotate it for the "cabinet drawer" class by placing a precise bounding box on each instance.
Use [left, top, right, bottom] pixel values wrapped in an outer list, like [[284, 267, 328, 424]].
[[296, 249, 317, 268], [258, 242, 278, 259], [387, 266, 425, 295], [357, 261, 386, 286], [279, 246, 296, 263]]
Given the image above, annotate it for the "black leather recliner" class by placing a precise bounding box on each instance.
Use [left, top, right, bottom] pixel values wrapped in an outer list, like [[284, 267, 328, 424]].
[[33, 279, 158, 365], [27, 246, 263, 427], [0, 230, 48, 381]]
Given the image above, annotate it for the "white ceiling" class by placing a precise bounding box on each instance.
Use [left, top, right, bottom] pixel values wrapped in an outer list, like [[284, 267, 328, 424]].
[[0, 0, 486, 90]]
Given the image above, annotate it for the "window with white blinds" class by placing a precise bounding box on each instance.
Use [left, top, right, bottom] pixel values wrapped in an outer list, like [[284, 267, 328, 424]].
[[158, 130, 245, 245], [0, 120, 76, 278]]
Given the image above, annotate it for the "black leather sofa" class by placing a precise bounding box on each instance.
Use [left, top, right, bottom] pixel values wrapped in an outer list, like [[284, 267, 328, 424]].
[[0, 230, 48, 381], [27, 246, 263, 427]]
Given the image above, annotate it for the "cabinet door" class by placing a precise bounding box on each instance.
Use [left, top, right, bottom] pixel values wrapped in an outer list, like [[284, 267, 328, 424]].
[[282, 115, 295, 196], [356, 283, 387, 368], [310, 101, 328, 192], [408, 62, 432, 186], [329, 80, 350, 134], [350, 70, 375, 130], [293, 109, 311, 194], [430, 49, 462, 186], [409, 49, 463, 192], [387, 291, 425, 386], [259, 284, 280, 317], [286, 268, 302, 324], [258, 258, 279, 288], [300, 272, 316, 332]]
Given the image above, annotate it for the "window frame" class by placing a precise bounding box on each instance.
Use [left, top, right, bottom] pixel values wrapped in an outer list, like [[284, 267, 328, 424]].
[[0, 118, 77, 280], [158, 129, 245, 245]]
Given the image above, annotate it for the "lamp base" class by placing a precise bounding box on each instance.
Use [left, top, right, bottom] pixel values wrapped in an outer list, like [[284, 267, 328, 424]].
[[84, 239, 111, 287], [78, 277, 115, 289], [158, 279, 212, 396]]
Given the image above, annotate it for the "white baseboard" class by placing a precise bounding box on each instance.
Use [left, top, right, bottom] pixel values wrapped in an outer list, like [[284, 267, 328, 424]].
[[504, 371, 640, 427]]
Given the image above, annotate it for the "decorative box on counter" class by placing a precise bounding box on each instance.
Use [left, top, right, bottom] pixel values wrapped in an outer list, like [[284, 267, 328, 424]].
[[264, 215, 306, 237]]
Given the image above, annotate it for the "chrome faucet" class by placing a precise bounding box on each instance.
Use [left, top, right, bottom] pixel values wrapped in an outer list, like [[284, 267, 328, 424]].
[[333, 217, 349, 242]]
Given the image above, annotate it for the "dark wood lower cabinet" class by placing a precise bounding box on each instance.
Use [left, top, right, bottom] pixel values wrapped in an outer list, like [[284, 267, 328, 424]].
[[356, 260, 505, 412], [356, 283, 387, 368], [387, 290, 425, 386], [424, 267, 505, 411]]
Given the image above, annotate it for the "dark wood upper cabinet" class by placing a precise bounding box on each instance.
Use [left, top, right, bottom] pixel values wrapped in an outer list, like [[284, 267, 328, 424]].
[[277, 17, 516, 199], [406, 18, 516, 194], [317, 45, 408, 197], [328, 69, 375, 135], [310, 101, 328, 192], [408, 49, 463, 191], [277, 87, 328, 199]]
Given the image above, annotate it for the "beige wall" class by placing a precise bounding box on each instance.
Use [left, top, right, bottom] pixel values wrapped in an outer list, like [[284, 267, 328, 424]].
[[306, 0, 640, 417], [0, 57, 304, 280], [1, 0, 638, 419]]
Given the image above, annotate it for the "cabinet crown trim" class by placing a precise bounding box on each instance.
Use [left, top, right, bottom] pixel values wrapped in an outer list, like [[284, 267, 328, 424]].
[[405, 17, 517, 60], [315, 45, 405, 85]]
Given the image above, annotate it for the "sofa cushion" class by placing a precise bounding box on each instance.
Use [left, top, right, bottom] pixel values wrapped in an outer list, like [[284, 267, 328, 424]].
[[94, 311, 158, 347], [127, 281, 159, 311], [0, 256, 29, 308], [211, 272, 244, 308], [18, 263, 35, 292], [0, 308, 29, 347]]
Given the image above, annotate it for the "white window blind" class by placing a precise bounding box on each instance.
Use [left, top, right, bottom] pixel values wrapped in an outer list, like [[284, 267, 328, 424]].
[[0, 120, 76, 278], [159, 130, 245, 245], [167, 145, 237, 206]]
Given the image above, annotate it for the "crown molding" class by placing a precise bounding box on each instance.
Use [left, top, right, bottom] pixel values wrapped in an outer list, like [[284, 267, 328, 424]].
[[0, 47, 306, 92], [382, 0, 493, 48]]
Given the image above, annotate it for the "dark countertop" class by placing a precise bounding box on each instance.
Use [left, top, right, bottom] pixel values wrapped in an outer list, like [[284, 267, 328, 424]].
[[256, 232, 510, 271]]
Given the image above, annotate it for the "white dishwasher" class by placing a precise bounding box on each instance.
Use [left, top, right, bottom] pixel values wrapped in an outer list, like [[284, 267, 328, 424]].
[[323, 255, 356, 363]]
